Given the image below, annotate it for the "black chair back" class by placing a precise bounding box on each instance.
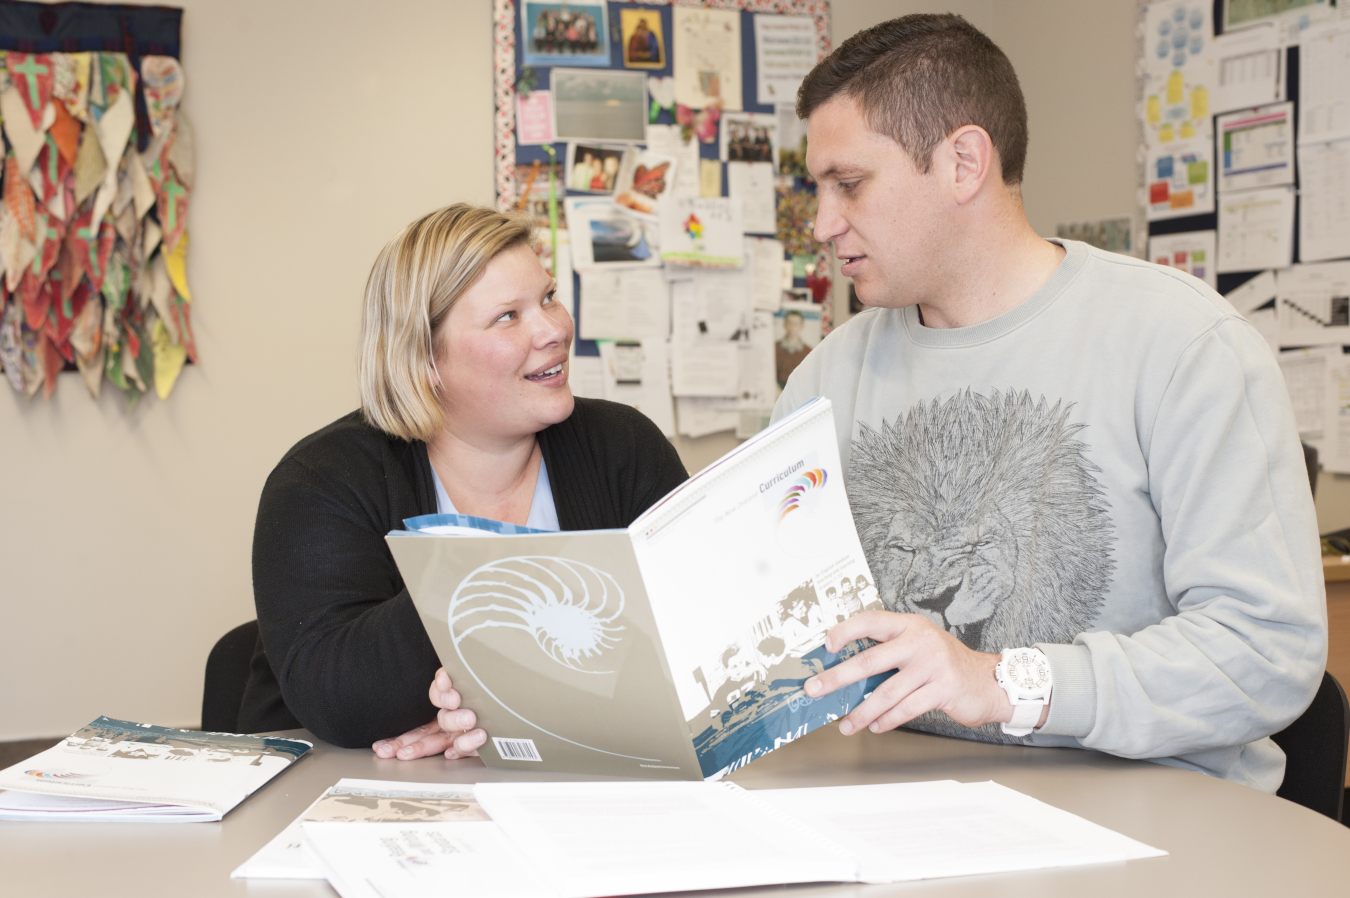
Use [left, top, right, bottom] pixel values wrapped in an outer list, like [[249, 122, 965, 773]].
[[202, 620, 259, 733], [1272, 671, 1349, 821]]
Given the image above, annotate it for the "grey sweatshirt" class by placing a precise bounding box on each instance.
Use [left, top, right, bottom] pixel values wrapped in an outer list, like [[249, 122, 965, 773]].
[[773, 239, 1326, 791]]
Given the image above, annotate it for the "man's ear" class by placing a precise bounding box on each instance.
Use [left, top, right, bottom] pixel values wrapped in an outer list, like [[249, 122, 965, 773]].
[[946, 124, 997, 205]]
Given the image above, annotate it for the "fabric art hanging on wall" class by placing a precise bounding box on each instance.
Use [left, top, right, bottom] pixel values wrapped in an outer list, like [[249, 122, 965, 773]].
[[0, 1, 192, 406]]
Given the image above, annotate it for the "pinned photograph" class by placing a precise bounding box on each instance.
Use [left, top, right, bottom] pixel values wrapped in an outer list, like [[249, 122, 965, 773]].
[[773, 300, 821, 387], [564, 196, 662, 271], [521, 1, 610, 68], [720, 112, 777, 163], [552, 68, 648, 143], [514, 162, 566, 228], [621, 8, 666, 69], [613, 148, 678, 216], [565, 142, 626, 193]]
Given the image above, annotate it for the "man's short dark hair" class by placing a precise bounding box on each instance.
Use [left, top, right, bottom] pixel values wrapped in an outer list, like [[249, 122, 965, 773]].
[[796, 14, 1028, 185]]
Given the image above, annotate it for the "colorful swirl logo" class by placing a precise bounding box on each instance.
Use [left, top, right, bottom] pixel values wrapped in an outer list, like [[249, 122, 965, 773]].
[[777, 469, 828, 522], [24, 769, 98, 780], [774, 468, 829, 554]]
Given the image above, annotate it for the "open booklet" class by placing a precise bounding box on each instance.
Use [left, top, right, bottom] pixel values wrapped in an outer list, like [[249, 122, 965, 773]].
[[300, 779, 1167, 898], [387, 398, 893, 780], [0, 717, 311, 822]]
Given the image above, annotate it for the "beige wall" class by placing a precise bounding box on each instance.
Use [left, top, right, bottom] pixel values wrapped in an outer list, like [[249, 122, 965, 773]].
[[5, 0, 1329, 740]]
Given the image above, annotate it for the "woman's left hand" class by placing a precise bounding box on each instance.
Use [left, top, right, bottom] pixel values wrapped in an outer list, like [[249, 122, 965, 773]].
[[371, 668, 487, 760]]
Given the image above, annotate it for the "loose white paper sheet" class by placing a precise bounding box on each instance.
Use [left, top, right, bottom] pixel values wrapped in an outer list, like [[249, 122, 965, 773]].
[[673, 6, 742, 111], [757, 781, 1165, 883], [303, 821, 552, 898], [753, 15, 817, 105], [738, 310, 778, 410], [727, 162, 777, 234], [1296, 137, 1350, 263], [1279, 346, 1340, 440], [599, 338, 676, 436], [1321, 353, 1350, 474], [1217, 185, 1295, 272], [1299, 21, 1350, 144], [1225, 268, 1278, 314], [1148, 230, 1218, 289], [1211, 24, 1283, 114], [644, 124, 701, 199], [746, 236, 786, 311], [475, 782, 857, 897], [1277, 261, 1350, 346], [1217, 102, 1294, 191], [676, 396, 740, 437], [578, 268, 670, 340], [669, 275, 745, 396]]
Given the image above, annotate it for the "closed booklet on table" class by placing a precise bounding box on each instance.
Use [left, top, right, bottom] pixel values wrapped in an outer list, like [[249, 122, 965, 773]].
[[388, 398, 893, 780], [0, 717, 311, 822]]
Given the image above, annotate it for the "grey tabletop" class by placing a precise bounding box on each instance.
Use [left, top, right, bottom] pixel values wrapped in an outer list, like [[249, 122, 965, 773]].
[[3, 724, 1349, 896]]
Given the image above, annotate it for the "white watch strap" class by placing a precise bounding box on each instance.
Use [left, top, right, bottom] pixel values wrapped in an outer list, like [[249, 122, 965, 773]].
[[1008, 700, 1042, 731]]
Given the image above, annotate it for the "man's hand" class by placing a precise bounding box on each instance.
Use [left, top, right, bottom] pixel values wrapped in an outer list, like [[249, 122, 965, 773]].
[[371, 668, 487, 760], [804, 611, 1045, 734]]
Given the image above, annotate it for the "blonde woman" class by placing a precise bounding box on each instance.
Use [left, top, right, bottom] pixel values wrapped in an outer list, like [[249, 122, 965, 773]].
[[240, 204, 687, 756]]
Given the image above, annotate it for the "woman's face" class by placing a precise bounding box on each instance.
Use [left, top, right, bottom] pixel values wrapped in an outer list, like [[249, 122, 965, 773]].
[[434, 243, 574, 445]]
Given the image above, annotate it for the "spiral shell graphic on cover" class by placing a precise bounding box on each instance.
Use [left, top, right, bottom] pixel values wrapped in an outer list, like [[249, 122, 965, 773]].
[[448, 556, 657, 761], [449, 556, 625, 673]]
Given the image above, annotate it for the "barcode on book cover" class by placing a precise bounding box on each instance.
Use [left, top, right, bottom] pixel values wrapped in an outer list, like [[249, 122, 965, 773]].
[[493, 737, 542, 762]]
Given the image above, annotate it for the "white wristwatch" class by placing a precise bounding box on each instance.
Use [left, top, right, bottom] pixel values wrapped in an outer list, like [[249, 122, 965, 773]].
[[995, 647, 1052, 737]]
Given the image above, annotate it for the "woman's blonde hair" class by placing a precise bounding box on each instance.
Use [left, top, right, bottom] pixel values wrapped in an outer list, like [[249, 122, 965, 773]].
[[359, 204, 535, 442]]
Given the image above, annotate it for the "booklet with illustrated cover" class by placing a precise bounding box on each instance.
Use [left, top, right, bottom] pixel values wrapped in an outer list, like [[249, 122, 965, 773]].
[[388, 398, 893, 780], [0, 717, 311, 822]]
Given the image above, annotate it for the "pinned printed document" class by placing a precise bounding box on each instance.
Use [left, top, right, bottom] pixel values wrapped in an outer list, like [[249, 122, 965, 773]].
[[673, 6, 742, 111], [660, 196, 744, 268], [1148, 230, 1217, 289], [1217, 185, 1294, 273], [1217, 102, 1294, 192]]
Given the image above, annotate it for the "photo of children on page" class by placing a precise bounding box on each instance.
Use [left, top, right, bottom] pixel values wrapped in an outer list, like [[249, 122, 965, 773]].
[[687, 571, 885, 777]]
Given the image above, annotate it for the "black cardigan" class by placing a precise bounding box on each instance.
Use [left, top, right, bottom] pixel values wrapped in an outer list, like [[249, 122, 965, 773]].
[[239, 398, 689, 746]]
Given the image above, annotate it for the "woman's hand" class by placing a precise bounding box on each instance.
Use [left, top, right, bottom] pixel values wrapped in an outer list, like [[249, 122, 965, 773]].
[[371, 668, 488, 760]]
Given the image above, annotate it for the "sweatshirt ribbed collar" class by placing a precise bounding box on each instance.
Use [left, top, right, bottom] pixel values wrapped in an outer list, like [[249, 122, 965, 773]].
[[900, 239, 1088, 348]]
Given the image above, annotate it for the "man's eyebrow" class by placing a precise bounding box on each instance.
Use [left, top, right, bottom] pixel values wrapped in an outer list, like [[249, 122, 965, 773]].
[[815, 164, 865, 180]]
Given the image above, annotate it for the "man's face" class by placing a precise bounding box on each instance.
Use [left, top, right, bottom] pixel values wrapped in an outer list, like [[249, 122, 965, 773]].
[[806, 96, 950, 308]]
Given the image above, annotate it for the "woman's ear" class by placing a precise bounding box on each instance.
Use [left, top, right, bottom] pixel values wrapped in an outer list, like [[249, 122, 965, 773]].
[[427, 363, 442, 392]]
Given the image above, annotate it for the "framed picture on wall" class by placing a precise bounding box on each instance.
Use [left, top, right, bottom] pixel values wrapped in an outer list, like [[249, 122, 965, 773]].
[[621, 8, 666, 69], [552, 68, 648, 142], [521, 0, 611, 68]]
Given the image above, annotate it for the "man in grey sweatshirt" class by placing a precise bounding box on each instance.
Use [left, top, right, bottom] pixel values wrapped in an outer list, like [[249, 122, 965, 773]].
[[781, 14, 1325, 792]]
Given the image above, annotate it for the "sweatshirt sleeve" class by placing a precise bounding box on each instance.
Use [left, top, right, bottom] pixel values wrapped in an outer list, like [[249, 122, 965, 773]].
[[251, 451, 441, 749], [1036, 317, 1327, 763]]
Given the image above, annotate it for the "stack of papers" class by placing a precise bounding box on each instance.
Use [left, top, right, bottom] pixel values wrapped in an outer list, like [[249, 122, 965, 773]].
[[269, 778, 1165, 898]]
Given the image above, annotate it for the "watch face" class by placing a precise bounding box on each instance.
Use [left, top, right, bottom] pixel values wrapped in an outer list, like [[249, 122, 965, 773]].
[[1006, 651, 1049, 691]]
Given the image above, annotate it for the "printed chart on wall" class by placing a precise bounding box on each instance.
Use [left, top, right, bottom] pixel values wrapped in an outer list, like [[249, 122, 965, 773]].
[[1138, 3, 1350, 438], [492, 0, 832, 442], [1142, 2, 1216, 220]]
